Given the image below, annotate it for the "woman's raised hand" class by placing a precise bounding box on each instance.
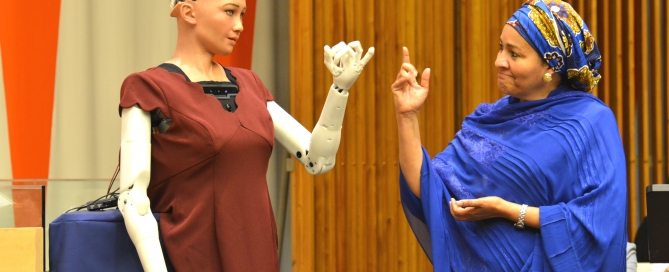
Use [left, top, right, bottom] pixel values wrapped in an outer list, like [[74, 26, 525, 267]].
[[324, 41, 375, 90], [391, 47, 431, 116]]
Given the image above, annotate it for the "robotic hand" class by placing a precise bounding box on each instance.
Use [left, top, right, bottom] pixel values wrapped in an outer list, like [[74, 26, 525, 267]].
[[271, 41, 374, 174], [324, 41, 375, 91]]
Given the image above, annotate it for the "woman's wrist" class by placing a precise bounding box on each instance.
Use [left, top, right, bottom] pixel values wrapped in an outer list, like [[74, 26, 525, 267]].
[[395, 109, 419, 120], [500, 200, 520, 222], [500, 201, 538, 229]]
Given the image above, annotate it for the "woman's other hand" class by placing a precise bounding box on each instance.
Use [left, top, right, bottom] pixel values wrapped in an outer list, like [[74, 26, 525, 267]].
[[324, 41, 375, 90], [449, 196, 511, 221], [391, 47, 431, 116]]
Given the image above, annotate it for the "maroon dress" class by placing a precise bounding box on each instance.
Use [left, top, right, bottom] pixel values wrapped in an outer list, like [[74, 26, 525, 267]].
[[119, 65, 278, 271]]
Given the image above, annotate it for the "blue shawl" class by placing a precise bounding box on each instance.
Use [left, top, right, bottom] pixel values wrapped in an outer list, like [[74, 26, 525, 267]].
[[400, 88, 627, 271]]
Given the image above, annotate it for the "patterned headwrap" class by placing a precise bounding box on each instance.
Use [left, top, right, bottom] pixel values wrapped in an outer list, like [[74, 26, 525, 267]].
[[507, 0, 602, 91]]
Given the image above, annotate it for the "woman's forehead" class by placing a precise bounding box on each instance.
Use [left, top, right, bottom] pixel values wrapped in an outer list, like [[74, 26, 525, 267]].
[[500, 25, 532, 50]]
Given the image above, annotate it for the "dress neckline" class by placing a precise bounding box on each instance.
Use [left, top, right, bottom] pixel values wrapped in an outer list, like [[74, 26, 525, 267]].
[[158, 63, 238, 85]]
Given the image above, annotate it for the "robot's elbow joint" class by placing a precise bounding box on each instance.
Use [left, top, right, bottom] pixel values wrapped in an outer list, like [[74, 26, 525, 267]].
[[296, 149, 309, 159], [305, 162, 323, 175]]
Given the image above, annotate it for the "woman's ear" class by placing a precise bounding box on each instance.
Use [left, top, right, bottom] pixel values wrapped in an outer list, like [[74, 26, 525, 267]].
[[544, 67, 562, 86]]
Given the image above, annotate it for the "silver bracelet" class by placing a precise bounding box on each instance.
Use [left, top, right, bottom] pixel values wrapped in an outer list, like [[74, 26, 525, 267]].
[[514, 204, 528, 229]]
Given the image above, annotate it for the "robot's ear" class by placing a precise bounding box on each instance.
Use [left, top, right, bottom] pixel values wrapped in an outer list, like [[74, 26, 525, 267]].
[[170, 0, 191, 17], [170, 0, 197, 22]]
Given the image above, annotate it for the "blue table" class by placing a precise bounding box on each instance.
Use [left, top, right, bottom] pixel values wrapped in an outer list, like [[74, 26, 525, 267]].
[[49, 210, 162, 272]]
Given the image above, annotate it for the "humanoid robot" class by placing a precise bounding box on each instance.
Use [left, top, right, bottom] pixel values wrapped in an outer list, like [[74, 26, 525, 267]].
[[117, 1, 374, 271]]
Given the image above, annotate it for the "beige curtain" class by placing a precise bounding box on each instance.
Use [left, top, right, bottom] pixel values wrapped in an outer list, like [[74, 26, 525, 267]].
[[0, 42, 13, 226], [46, 0, 178, 230]]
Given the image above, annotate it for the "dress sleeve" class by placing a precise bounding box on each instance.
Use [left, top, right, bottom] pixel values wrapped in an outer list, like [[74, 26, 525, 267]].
[[248, 70, 274, 102], [118, 72, 169, 116], [538, 108, 627, 271], [399, 147, 454, 268]]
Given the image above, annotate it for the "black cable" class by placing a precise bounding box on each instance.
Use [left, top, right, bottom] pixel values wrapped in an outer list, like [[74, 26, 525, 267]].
[[64, 157, 121, 213], [64, 191, 119, 213], [107, 151, 120, 195]]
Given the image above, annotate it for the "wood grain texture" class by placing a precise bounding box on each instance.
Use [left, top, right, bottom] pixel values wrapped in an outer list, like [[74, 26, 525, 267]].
[[290, 0, 666, 269]]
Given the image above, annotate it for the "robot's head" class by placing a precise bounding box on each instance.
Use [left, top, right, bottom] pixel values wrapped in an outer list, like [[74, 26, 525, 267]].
[[170, 0, 197, 17], [170, 0, 181, 8]]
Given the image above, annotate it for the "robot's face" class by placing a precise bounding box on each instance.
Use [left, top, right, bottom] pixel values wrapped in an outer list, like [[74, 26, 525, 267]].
[[175, 0, 247, 56], [199, 0, 246, 56]]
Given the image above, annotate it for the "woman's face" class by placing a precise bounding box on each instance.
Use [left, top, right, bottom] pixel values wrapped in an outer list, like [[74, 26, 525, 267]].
[[193, 0, 246, 56], [495, 25, 553, 101]]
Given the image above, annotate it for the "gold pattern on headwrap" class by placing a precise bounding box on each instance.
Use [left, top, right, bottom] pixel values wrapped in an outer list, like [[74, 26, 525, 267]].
[[567, 65, 601, 91], [545, 0, 584, 34], [562, 31, 572, 56], [528, 6, 560, 48], [582, 30, 595, 54]]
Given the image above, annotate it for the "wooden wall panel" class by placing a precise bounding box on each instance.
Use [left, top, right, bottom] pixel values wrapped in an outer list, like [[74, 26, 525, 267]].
[[665, 0, 669, 187], [651, 0, 665, 189], [626, 0, 640, 238], [639, 0, 651, 226], [289, 0, 315, 271], [373, 2, 400, 271], [572, 0, 668, 240], [291, 0, 667, 270]]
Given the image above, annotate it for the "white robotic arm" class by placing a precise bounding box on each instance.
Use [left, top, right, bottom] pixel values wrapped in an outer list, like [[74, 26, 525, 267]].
[[268, 85, 346, 174], [118, 106, 167, 272], [271, 41, 374, 175]]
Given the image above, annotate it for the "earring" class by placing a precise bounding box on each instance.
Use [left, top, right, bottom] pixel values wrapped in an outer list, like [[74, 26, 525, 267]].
[[543, 72, 553, 82]]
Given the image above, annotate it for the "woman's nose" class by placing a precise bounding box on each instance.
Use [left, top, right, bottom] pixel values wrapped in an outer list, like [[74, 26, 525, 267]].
[[495, 53, 508, 69]]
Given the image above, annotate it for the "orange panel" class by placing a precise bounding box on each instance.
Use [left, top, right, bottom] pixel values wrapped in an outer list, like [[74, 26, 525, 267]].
[[0, 1, 61, 227]]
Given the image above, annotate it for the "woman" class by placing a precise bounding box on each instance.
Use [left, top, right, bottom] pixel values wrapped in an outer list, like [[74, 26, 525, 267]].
[[117, 0, 374, 271], [392, 0, 626, 271]]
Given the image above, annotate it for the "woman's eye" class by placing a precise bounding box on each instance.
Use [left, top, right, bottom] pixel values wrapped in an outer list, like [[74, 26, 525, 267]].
[[225, 10, 234, 16], [511, 52, 519, 58]]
